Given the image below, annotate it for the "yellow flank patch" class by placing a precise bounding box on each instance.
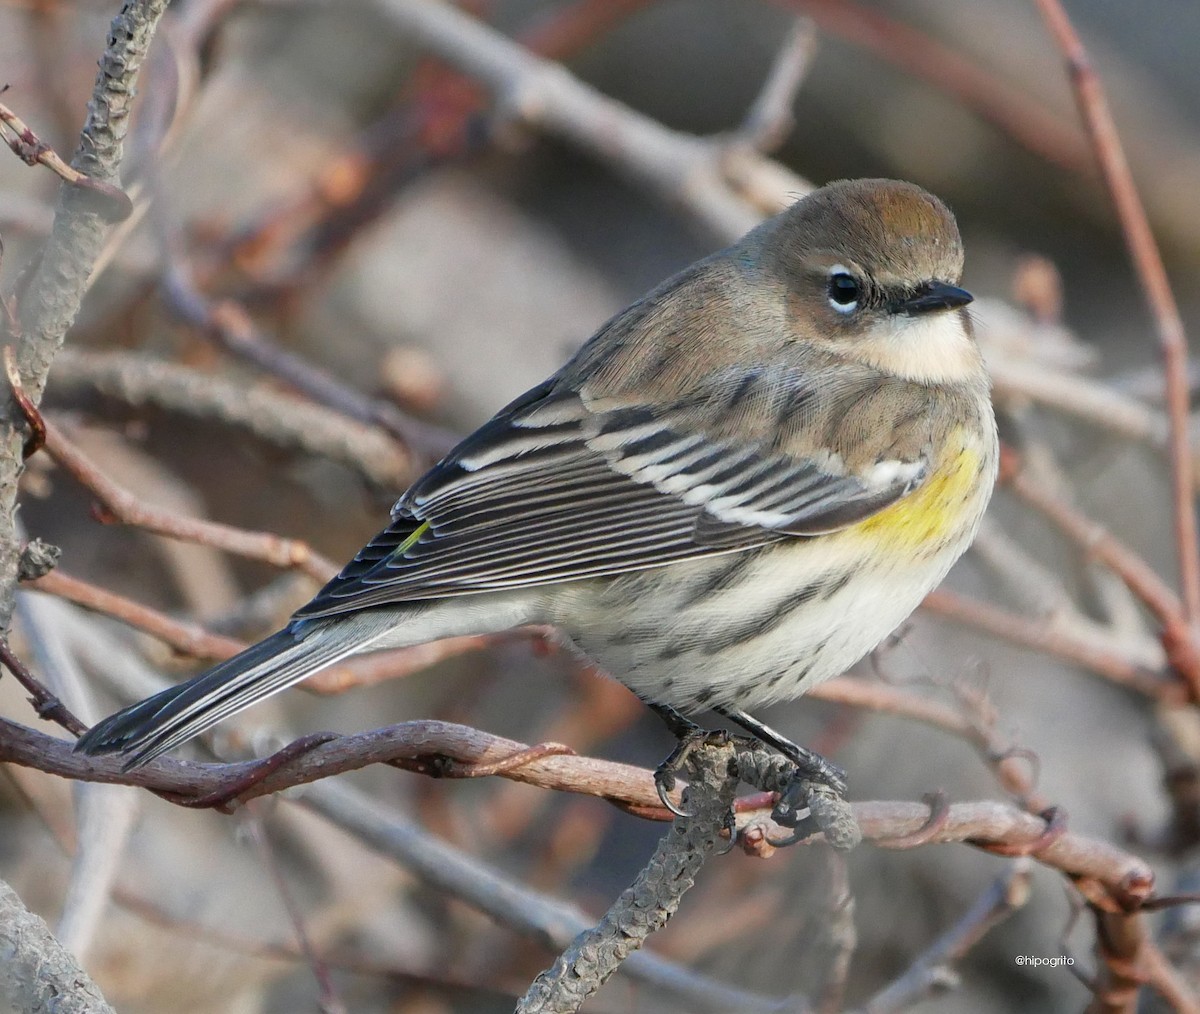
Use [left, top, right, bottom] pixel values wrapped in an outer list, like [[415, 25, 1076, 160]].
[[850, 438, 981, 552]]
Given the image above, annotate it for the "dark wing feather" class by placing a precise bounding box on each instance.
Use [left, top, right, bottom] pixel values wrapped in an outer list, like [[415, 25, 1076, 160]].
[[294, 373, 927, 621]]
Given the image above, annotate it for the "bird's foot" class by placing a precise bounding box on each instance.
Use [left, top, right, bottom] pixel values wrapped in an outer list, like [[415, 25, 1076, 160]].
[[653, 727, 755, 820]]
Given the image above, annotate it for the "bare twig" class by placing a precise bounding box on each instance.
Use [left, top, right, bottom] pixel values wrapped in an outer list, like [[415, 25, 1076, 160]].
[[1087, 907, 1200, 1014], [225, 0, 657, 284], [16, 592, 139, 962], [160, 261, 457, 463], [735, 18, 817, 152], [1033, 0, 1200, 624], [772, 0, 1092, 173], [28, 568, 247, 662], [1006, 467, 1200, 699], [0, 634, 86, 735], [301, 778, 787, 1014], [48, 348, 414, 489], [371, 0, 810, 244], [0, 717, 1158, 907], [922, 589, 1178, 701], [862, 861, 1033, 1012], [245, 809, 347, 1014], [0, 96, 133, 222], [41, 417, 339, 582]]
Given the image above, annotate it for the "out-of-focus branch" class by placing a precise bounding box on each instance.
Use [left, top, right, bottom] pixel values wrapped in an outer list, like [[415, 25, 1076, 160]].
[[28, 568, 247, 662], [0, 878, 116, 1014], [160, 260, 458, 463], [862, 861, 1033, 1012], [371, 0, 811, 245], [770, 0, 1093, 174], [0, 0, 171, 641], [1033, 0, 1200, 625], [1006, 466, 1200, 700], [24, 569, 513, 695], [42, 417, 340, 582], [48, 348, 414, 489], [301, 778, 787, 1014], [922, 589, 1179, 701]]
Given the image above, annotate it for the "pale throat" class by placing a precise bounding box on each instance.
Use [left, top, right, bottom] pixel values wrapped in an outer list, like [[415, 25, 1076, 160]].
[[857, 311, 979, 384]]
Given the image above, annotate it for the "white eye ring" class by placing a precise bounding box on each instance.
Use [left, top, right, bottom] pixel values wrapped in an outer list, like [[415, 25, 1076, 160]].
[[826, 264, 861, 314]]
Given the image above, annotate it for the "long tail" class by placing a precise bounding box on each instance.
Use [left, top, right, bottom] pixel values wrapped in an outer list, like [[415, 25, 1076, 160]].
[[74, 619, 392, 769]]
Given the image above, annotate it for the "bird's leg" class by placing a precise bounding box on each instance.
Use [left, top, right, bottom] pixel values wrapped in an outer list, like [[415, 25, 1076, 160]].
[[645, 701, 746, 817], [646, 700, 704, 740], [713, 705, 847, 796], [646, 701, 708, 815], [711, 707, 859, 848]]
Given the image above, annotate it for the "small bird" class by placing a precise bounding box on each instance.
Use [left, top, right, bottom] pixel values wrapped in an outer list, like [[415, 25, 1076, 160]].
[[76, 178, 998, 780]]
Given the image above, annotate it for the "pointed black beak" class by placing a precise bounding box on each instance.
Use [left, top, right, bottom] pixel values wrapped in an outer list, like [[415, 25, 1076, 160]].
[[899, 281, 974, 316]]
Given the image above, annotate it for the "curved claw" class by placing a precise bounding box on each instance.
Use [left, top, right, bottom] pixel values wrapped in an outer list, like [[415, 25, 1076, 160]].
[[655, 769, 694, 818], [713, 808, 739, 855]]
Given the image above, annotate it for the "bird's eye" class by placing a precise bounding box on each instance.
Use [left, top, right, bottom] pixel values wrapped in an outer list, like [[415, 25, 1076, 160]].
[[826, 269, 861, 314]]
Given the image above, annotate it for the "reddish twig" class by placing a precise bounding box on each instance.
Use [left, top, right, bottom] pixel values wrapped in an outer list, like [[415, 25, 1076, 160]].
[[27, 567, 248, 661], [3, 346, 46, 458], [1007, 467, 1200, 699], [0, 715, 1158, 909], [412, 741, 576, 778], [224, 0, 657, 283], [922, 589, 1179, 701], [41, 417, 339, 582], [25, 566, 518, 695], [244, 810, 347, 1014], [771, 0, 1091, 173], [874, 791, 951, 849], [0, 635, 86, 735], [1033, 0, 1200, 626], [0, 93, 133, 221]]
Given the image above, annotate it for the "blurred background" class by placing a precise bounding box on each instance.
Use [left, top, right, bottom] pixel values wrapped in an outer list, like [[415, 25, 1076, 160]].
[[2, 0, 1199, 1011]]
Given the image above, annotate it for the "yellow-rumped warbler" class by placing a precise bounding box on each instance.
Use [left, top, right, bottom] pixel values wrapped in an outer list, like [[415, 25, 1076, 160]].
[[76, 178, 997, 778]]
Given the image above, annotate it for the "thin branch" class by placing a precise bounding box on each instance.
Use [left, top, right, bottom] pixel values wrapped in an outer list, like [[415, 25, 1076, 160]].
[[245, 809, 347, 1014], [862, 861, 1033, 1012], [735, 17, 817, 152], [371, 0, 809, 244], [28, 568, 247, 662], [1006, 466, 1200, 698], [922, 589, 1179, 701], [48, 348, 414, 489], [159, 259, 457, 463], [0, 95, 132, 222], [0, 634, 87, 735], [1033, 0, 1200, 624], [300, 777, 788, 1014], [41, 417, 339, 582], [771, 0, 1092, 173]]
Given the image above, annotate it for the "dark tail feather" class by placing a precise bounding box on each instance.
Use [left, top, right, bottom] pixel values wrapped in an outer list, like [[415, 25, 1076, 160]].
[[75, 625, 360, 769]]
